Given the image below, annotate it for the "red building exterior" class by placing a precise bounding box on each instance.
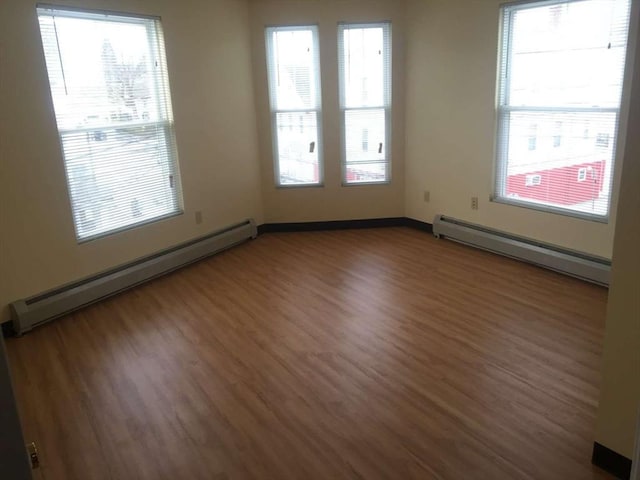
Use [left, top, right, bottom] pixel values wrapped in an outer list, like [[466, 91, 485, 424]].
[[506, 160, 605, 205]]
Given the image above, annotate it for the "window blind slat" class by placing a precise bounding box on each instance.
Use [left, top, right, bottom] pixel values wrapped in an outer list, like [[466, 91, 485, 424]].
[[495, 0, 631, 219], [37, 7, 181, 241]]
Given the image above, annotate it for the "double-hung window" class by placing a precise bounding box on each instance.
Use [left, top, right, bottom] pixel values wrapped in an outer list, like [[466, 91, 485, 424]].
[[265, 26, 322, 186], [37, 6, 182, 241], [338, 23, 392, 184], [495, 0, 632, 220]]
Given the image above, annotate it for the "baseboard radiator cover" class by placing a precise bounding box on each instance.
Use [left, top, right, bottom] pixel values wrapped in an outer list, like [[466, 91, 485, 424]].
[[10, 219, 257, 335], [432, 215, 610, 286]]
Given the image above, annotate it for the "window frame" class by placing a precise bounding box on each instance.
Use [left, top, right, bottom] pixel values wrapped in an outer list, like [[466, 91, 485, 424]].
[[492, 0, 631, 223], [264, 25, 324, 188], [338, 21, 392, 186], [37, 5, 183, 242]]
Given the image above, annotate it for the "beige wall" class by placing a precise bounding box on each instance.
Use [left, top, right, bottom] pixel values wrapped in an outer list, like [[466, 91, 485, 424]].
[[249, 0, 406, 223], [0, 0, 263, 323], [595, 5, 640, 459], [404, 0, 636, 259]]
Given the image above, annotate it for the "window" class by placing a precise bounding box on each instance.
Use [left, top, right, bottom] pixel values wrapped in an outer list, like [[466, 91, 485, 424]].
[[553, 121, 562, 148], [265, 26, 322, 186], [495, 0, 631, 219], [526, 174, 542, 187], [578, 167, 588, 182], [528, 124, 538, 151], [37, 7, 181, 242], [339, 23, 391, 184], [596, 133, 611, 148]]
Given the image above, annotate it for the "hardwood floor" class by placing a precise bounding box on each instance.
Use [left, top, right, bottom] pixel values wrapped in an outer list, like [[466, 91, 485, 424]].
[[6, 228, 613, 479]]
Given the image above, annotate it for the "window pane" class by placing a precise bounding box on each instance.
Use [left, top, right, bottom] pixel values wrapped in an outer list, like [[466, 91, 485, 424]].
[[38, 15, 165, 128], [37, 8, 181, 241], [344, 109, 386, 164], [501, 111, 617, 216], [342, 27, 385, 108], [61, 126, 178, 239], [270, 29, 319, 111], [275, 112, 319, 185], [345, 162, 387, 184], [509, 1, 630, 108]]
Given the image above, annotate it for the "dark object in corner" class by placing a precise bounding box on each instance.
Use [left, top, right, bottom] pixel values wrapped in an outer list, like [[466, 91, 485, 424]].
[[1, 321, 15, 339], [592, 442, 632, 479], [0, 334, 33, 479]]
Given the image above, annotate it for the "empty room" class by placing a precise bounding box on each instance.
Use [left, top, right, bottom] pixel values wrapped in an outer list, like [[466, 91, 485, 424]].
[[0, 0, 639, 479]]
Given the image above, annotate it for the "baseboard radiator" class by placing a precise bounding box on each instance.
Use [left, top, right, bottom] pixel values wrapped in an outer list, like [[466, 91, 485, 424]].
[[10, 219, 257, 335], [432, 215, 610, 286]]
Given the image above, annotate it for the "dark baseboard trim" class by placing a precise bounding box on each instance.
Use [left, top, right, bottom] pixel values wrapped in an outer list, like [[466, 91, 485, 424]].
[[258, 217, 432, 235], [404, 217, 434, 233], [592, 442, 632, 479], [258, 217, 406, 234]]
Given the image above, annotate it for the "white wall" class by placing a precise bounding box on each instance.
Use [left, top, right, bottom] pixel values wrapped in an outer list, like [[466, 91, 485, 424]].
[[404, 0, 636, 258], [0, 0, 263, 323], [595, 4, 640, 459], [249, 0, 406, 223]]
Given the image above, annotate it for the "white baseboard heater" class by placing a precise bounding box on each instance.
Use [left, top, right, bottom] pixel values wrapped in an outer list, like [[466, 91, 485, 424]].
[[10, 219, 257, 335], [432, 215, 610, 286]]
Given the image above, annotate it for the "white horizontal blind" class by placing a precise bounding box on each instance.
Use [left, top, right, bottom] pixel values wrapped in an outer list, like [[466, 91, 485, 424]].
[[37, 6, 182, 241], [339, 23, 391, 184], [496, 0, 631, 220], [265, 26, 322, 186]]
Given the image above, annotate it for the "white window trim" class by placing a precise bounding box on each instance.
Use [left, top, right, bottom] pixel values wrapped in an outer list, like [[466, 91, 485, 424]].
[[492, 0, 631, 223], [265, 25, 323, 188], [338, 22, 392, 186]]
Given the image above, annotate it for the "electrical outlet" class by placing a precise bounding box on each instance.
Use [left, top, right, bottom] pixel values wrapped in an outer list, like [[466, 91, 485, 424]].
[[423, 190, 430, 203], [195, 211, 203, 224], [471, 197, 479, 210]]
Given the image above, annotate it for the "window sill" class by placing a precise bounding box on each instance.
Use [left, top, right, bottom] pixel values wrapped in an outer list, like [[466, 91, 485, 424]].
[[490, 196, 609, 224], [77, 210, 184, 244], [275, 183, 324, 190]]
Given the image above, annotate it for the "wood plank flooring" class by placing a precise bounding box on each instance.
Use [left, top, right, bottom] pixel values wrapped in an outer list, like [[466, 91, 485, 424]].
[[6, 228, 612, 479]]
